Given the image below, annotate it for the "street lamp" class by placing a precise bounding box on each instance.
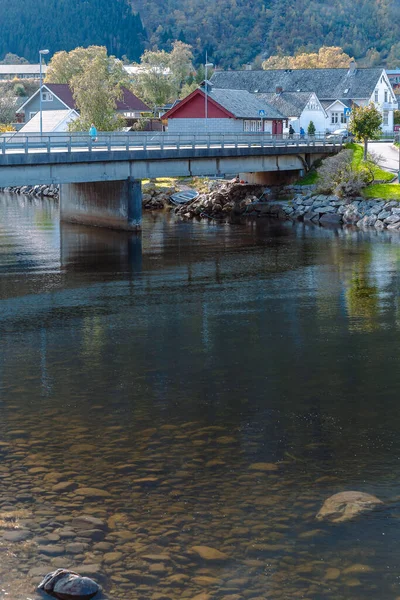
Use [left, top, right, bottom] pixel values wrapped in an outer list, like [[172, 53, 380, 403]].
[[204, 54, 213, 130], [39, 49, 49, 136]]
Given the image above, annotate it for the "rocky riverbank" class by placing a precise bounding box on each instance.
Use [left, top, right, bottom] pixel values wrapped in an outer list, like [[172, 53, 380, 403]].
[[1, 184, 59, 199], [174, 180, 400, 231]]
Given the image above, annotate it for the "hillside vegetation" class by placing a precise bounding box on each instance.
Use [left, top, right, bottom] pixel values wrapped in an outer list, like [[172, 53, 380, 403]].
[[1, 0, 400, 67], [0, 0, 145, 63]]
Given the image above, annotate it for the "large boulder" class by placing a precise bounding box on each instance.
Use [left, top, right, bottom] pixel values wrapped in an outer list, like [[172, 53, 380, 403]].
[[38, 569, 100, 600], [316, 491, 383, 523]]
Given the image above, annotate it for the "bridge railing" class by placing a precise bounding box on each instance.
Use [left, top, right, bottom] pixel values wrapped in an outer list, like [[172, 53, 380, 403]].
[[0, 131, 343, 154]]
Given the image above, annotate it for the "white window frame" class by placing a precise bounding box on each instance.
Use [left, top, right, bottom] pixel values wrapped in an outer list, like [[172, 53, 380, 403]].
[[340, 112, 346, 124], [383, 110, 389, 126], [374, 90, 378, 103], [384, 90, 388, 103], [41, 92, 53, 102], [243, 119, 263, 132], [331, 112, 339, 124]]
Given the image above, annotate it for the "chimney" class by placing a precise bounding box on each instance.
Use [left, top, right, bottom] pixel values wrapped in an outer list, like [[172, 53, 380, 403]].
[[276, 86, 283, 94], [348, 60, 357, 76]]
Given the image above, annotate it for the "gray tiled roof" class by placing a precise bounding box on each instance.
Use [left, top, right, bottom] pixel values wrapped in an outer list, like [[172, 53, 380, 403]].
[[207, 88, 284, 119], [211, 68, 384, 100], [257, 91, 312, 117]]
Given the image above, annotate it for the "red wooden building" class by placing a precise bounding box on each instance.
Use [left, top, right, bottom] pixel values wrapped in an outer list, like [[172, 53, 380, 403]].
[[163, 86, 285, 134]]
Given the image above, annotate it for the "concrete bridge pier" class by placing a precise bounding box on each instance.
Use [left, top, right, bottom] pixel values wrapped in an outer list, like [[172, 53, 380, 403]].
[[60, 177, 142, 231]]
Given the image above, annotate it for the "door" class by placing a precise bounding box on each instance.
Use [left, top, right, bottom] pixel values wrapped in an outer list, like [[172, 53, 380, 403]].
[[272, 120, 283, 135]]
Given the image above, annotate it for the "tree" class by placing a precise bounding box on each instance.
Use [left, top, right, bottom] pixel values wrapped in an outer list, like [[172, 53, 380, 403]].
[[0, 90, 18, 124], [131, 49, 174, 108], [169, 41, 194, 94], [262, 46, 353, 70], [46, 46, 128, 86], [66, 50, 127, 131], [307, 121, 316, 136], [348, 104, 382, 159], [0, 53, 29, 64], [364, 48, 381, 67], [131, 42, 195, 108]]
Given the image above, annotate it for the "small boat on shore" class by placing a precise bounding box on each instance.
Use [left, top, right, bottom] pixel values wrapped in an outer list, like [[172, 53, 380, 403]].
[[170, 189, 199, 204]]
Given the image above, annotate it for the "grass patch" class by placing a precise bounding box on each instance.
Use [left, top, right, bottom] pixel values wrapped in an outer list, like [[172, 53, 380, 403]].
[[142, 177, 179, 188], [363, 183, 400, 200], [296, 170, 319, 185], [346, 143, 394, 182]]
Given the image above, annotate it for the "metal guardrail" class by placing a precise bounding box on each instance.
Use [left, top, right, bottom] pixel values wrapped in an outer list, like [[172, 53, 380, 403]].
[[0, 131, 343, 155]]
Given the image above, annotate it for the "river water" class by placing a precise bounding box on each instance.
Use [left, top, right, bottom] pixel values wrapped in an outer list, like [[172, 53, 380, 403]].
[[1, 192, 400, 600]]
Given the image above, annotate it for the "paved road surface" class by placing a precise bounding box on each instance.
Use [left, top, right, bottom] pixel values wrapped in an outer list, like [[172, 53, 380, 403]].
[[368, 142, 399, 179]]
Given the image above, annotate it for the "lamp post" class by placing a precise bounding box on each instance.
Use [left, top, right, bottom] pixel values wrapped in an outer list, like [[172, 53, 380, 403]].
[[39, 49, 49, 136], [204, 53, 213, 131]]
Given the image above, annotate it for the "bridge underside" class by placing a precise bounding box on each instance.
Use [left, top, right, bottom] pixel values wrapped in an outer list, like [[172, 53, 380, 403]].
[[0, 147, 337, 231]]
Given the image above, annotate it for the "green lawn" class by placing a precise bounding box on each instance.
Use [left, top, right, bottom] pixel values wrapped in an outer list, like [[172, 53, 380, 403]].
[[346, 143, 394, 182], [363, 183, 400, 200], [296, 170, 319, 185]]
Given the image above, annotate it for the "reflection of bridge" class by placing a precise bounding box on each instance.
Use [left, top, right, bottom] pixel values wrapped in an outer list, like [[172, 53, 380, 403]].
[[0, 132, 342, 231]]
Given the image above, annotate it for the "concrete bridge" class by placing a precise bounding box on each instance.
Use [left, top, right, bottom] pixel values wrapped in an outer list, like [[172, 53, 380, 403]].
[[0, 132, 342, 230]]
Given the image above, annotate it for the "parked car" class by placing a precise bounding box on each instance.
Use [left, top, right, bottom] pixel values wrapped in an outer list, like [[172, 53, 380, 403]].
[[326, 128, 354, 142]]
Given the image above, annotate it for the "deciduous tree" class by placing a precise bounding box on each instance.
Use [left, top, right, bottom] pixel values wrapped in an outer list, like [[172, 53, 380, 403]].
[[348, 104, 382, 160], [67, 51, 126, 131], [262, 46, 353, 70]]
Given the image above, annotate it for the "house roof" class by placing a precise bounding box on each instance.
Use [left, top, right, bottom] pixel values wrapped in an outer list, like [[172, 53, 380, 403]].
[[18, 109, 78, 133], [19, 83, 150, 112], [164, 87, 284, 120], [208, 88, 284, 119], [211, 67, 384, 100], [257, 91, 313, 117]]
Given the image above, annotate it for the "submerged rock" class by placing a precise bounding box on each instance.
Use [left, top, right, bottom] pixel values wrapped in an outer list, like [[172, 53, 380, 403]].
[[316, 491, 383, 523], [38, 569, 99, 600]]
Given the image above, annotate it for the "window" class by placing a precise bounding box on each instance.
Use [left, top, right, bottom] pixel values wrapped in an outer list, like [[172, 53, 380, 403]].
[[384, 90, 388, 103], [29, 112, 37, 119], [331, 112, 339, 124], [383, 110, 389, 125], [374, 90, 378, 103], [41, 92, 53, 102], [243, 119, 263, 132], [340, 112, 346, 124]]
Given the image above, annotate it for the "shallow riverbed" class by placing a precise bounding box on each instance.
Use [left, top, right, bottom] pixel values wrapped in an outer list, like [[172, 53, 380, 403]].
[[1, 193, 400, 600]]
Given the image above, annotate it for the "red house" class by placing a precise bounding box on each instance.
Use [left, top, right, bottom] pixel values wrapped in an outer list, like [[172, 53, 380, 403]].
[[163, 85, 285, 134]]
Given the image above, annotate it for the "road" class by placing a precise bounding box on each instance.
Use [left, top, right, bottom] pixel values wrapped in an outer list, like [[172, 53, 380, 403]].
[[368, 142, 400, 179]]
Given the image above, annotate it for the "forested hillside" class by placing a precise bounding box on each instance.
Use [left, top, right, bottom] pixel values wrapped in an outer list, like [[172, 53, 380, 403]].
[[1, 0, 400, 68], [0, 0, 146, 63], [132, 0, 400, 67]]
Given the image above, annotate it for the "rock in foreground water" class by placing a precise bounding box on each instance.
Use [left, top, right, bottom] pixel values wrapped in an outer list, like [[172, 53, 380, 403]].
[[316, 491, 383, 523], [38, 569, 99, 600]]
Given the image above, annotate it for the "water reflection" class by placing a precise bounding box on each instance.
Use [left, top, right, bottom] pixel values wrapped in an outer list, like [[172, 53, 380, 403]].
[[2, 194, 400, 599]]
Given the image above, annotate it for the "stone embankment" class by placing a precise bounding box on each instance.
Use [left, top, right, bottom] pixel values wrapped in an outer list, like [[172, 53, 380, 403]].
[[1, 184, 59, 199], [261, 193, 400, 230], [141, 182, 178, 209], [173, 181, 266, 219], [174, 180, 400, 231]]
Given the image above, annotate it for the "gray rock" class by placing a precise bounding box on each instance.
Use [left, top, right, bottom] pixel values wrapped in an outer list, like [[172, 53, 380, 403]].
[[387, 221, 400, 230], [319, 213, 342, 225], [374, 219, 385, 229], [384, 200, 399, 210], [38, 569, 99, 600], [377, 210, 392, 220], [343, 209, 362, 224], [3, 529, 31, 542], [316, 491, 383, 523], [384, 214, 400, 225], [357, 215, 377, 228], [314, 205, 337, 214]]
